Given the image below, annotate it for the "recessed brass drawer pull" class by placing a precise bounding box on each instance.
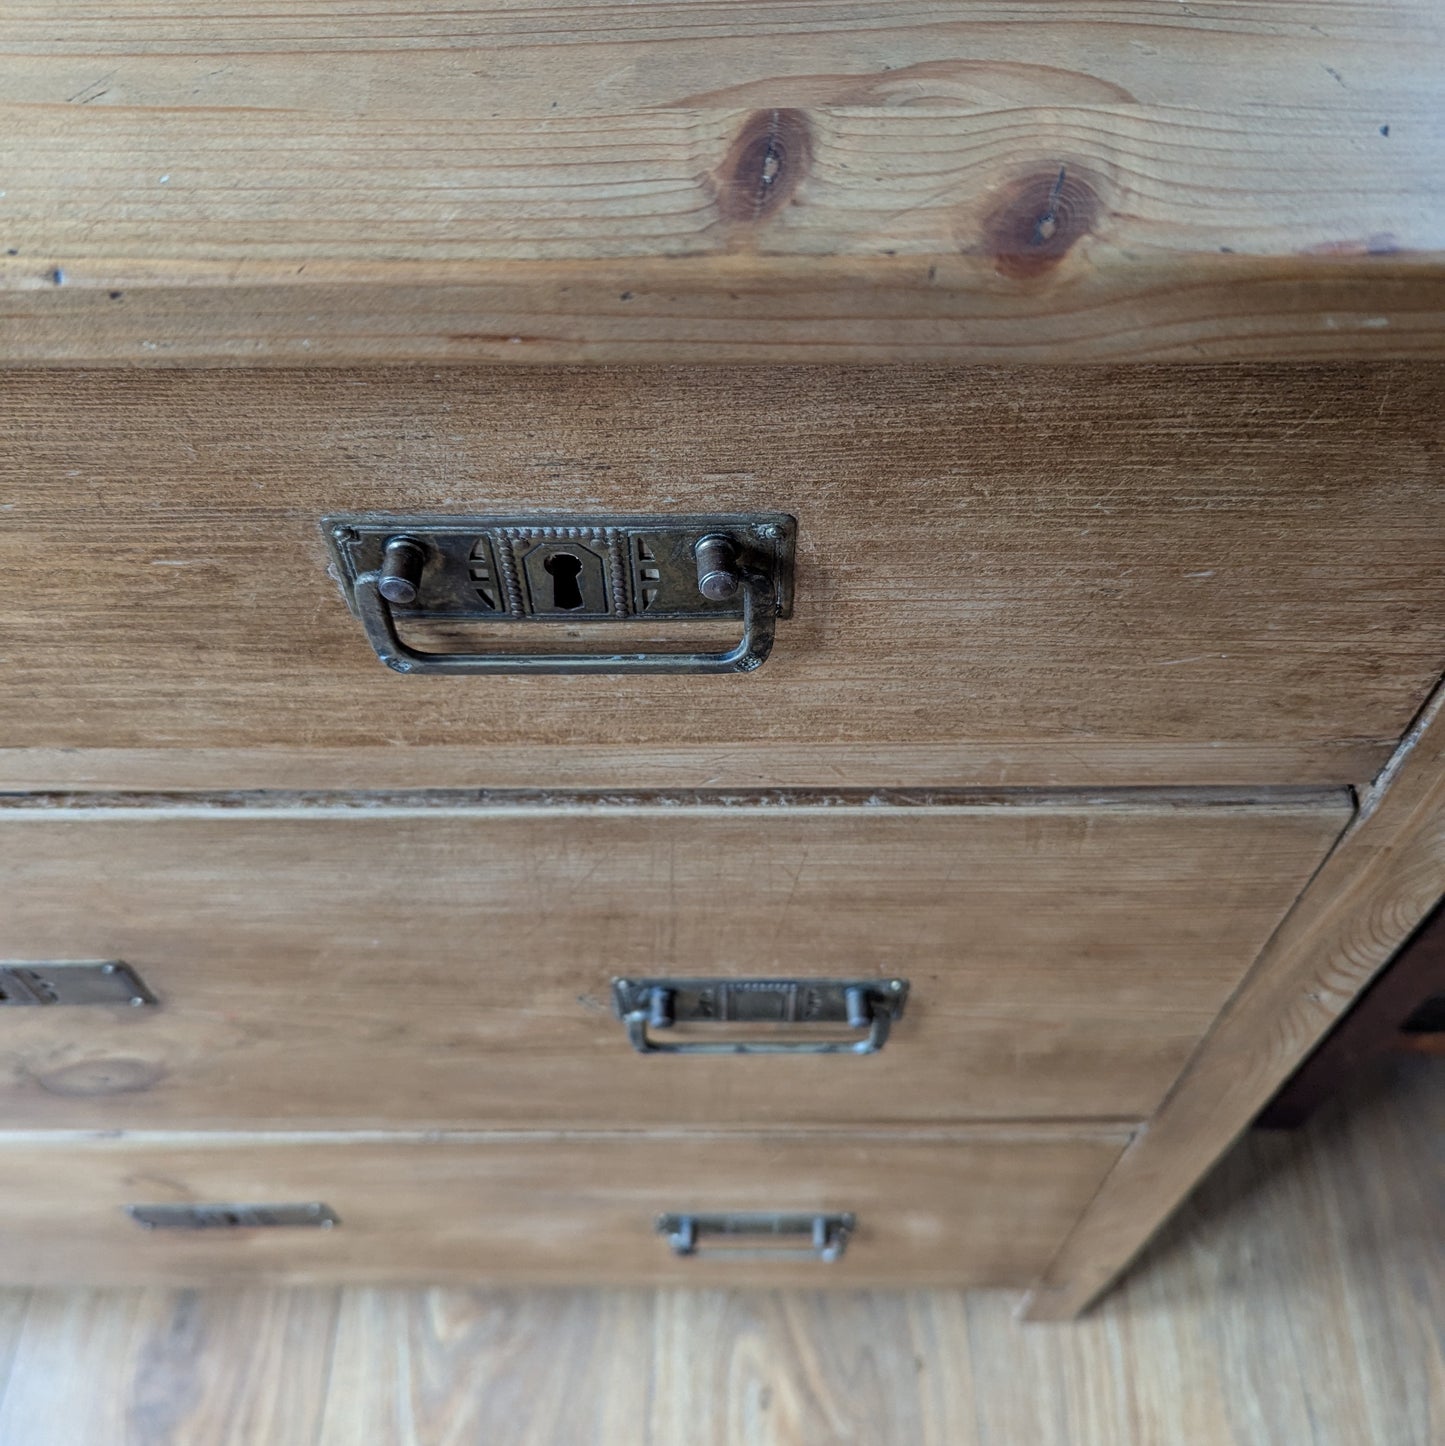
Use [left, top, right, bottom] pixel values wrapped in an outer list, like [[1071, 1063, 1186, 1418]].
[[612, 977, 908, 1055], [324, 513, 795, 674], [659, 1212, 854, 1262]]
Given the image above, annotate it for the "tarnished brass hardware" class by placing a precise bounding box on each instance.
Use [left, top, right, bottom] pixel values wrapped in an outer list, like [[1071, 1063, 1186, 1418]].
[[612, 978, 908, 1055], [377, 535, 426, 605], [693, 534, 742, 602], [324, 513, 795, 675], [658, 1212, 854, 1262], [0, 961, 155, 1008], [126, 1202, 339, 1231]]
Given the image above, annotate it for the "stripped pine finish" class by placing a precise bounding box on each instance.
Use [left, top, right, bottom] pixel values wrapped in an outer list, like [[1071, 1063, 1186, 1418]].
[[1, 0, 1442, 363], [1, 0, 1443, 1333]]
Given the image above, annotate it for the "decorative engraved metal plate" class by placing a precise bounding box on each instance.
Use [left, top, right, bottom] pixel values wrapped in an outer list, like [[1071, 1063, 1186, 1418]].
[[612, 977, 908, 1054], [324, 514, 795, 622], [323, 513, 796, 674]]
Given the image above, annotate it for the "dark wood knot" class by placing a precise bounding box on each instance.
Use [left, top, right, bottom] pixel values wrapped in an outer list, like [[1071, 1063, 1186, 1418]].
[[983, 166, 1100, 279], [715, 109, 813, 225]]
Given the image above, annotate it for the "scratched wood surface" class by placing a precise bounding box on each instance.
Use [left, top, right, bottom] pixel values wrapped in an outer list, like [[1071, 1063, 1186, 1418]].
[[0, 1059, 1434, 1444], [0, 795, 1347, 1130], [3, 365, 1443, 789], [1, 0, 1442, 363]]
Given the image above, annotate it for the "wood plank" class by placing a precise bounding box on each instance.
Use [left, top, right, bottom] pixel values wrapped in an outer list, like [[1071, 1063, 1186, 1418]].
[[6, 257, 1443, 368], [0, 1059, 1436, 1444], [0, 1288, 340, 1446], [3, 365, 1442, 788], [0, 1291, 31, 1426], [4, 0, 1437, 123], [319, 1289, 650, 1446], [0, 795, 1348, 1129], [1024, 680, 1445, 1318], [1, 0, 1442, 362], [975, 1058, 1445, 1445], [642, 1290, 982, 1445], [0, 1128, 1128, 1288], [0, 742, 1398, 794]]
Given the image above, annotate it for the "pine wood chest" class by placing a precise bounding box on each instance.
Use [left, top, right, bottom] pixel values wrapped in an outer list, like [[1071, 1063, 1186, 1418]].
[[1, 0, 1442, 1312]]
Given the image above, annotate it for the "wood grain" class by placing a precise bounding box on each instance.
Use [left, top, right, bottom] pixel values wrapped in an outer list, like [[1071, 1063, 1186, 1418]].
[[3, 365, 1442, 789], [321, 1289, 649, 1446], [1256, 899, 1445, 1127], [1, 0, 1442, 363], [0, 1290, 30, 1422], [0, 1127, 1127, 1288], [1025, 681, 1445, 1318], [0, 794, 1348, 1129], [0, 1059, 1436, 1445], [0, 1288, 341, 1446], [0, 742, 1400, 794], [6, 258, 1444, 369]]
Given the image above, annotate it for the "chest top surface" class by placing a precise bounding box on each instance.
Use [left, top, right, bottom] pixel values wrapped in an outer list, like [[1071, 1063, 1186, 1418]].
[[2, 0, 1443, 365]]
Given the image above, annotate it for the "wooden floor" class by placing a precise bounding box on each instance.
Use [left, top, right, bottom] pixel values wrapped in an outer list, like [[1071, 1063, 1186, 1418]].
[[0, 1061, 1438, 1446]]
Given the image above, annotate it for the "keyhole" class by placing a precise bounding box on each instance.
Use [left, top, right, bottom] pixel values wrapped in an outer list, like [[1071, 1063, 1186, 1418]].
[[543, 551, 585, 611]]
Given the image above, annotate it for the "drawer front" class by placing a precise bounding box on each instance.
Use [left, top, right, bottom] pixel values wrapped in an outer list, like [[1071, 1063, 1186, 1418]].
[[0, 1129, 1127, 1287], [0, 795, 1348, 1129], [2, 365, 1443, 791]]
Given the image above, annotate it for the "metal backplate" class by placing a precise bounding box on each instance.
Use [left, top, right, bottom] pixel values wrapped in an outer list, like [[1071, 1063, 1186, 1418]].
[[324, 513, 796, 622], [0, 961, 155, 1008], [614, 978, 907, 1027], [127, 1203, 340, 1231], [612, 977, 908, 1054], [658, 1212, 855, 1262]]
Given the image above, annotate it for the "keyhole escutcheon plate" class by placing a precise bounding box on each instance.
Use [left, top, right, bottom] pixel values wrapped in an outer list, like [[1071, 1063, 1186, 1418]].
[[324, 513, 796, 623]]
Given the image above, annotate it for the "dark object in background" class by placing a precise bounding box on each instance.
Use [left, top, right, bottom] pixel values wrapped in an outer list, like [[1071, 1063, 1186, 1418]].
[[1257, 901, 1445, 1129]]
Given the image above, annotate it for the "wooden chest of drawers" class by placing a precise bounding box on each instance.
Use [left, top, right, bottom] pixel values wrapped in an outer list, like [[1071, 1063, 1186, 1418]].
[[2, 0, 1442, 1314], [1, 364, 1439, 1308]]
